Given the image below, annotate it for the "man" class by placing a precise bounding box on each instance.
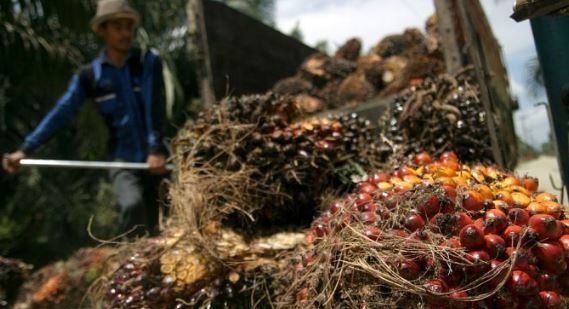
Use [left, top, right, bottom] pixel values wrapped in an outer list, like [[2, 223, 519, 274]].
[[2, 0, 168, 237]]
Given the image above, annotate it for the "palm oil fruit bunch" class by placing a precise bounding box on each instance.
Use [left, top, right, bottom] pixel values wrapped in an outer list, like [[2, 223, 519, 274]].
[[186, 265, 278, 309], [287, 152, 569, 308], [104, 251, 159, 308], [384, 74, 494, 164], [185, 92, 301, 170], [245, 114, 383, 228], [104, 238, 217, 309], [176, 92, 387, 231], [0, 257, 31, 308]]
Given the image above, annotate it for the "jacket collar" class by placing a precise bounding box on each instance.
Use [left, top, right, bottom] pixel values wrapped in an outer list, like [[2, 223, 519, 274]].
[[97, 47, 140, 66]]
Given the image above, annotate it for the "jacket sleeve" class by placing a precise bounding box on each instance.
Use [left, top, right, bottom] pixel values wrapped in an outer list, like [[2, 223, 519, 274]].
[[20, 73, 86, 154], [145, 54, 168, 155]]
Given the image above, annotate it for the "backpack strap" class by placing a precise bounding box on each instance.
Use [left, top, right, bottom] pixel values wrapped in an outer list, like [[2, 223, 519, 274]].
[[78, 64, 96, 98]]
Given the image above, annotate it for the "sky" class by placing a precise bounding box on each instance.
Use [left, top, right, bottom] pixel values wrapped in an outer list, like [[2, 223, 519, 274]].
[[274, 0, 550, 149]]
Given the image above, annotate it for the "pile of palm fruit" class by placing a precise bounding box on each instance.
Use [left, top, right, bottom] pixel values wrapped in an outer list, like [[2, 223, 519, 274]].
[[382, 71, 495, 164], [12, 248, 112, 309], [172, 92, 390, 231], [277, 152, 569, 308], [7, 14, 525, 309], [94, 227, 305, 308], [272, 15, 444, 112], [0, 257, 31, 308]]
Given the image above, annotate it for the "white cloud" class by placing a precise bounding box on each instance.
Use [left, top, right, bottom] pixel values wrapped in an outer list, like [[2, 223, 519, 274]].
[[275, 0, 435, 52], [479, 0, 536, 57], [514, 106, 551, 147], [509, 77, 526, 100]]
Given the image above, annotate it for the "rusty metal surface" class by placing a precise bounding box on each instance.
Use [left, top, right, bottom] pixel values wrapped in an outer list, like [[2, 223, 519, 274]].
[[189, 0, 317, 100], [512, 0, 569, 21]]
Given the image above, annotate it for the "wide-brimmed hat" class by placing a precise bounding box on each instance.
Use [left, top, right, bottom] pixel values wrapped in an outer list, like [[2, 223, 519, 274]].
[[90, 0, 140, 33]]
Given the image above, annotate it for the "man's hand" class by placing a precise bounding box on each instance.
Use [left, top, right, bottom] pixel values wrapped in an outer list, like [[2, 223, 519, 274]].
[[2, 151, 26, 174], [147, 154, 168, 175]]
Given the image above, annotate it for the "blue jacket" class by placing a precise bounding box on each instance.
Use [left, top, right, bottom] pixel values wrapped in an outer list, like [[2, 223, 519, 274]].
[[21, 48, 167, 162]]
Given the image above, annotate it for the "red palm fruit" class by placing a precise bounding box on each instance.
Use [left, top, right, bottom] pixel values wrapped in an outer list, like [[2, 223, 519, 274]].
[[485, 209, 508, 234], [437, 266, 463, 287], [506, 247, 536, 270], [390, 229, 408, 238], [440, 238, 462, 249], [319, 211, 332, 223], [495, 191, 514, 207], [398, 166, 417, 177], [410, 229, 430, 241], [394, 181, 413, 194], [302, 251, 317, 266], [459, 224, 485, 250], [503, 225, 523, 246], [360, 211, 377, 225], [440, 151, 458, 163], [560, 219, 569, 234], [534, 241, 567, 275], [377, 181, 394, 192], [454, 212, 473, 234], [357, 182, 377, 195], [511, 192, 531, 208], [403, 213, 426, 232], [465, 250, 491, 276], [430, 213, 455, 236], [364, 226, 382, 241], [360, 202, 379, 213], [528, 214, 563, 240], [493, 200, 511, 213], [413, 152, 433, 165], [462, 190, 484, 211], [369, 171, 390, 184], [297, 287, 309, 303], [509, 270, 539, 296], [424, 278, 448, 296], [488, 259, 509, 288], [484, 234, 506, 258], [474, 218, 495, 235], [329, 201, 343, 214], [355, 193, 373, 208], [417, 195, 441, 217], [558, 234, 569, 257], [403, 174, 422, 185], [396, 258, 422, 280], [443, 184, 458, 201], [521, 176, 539, 192], [524, 264, 540, 279], [377, 206, 391, 220], [538, 291, 563, 309], [537, 272, 559, 291], [502, 176, 522, 187], [542, 201, 563, 219], [535, 192, 558, 203], [313, 223, 329, 237], [508, 208, 530, 226], [526, 201, 547, 216], [305, 231, 315, 244], [476, 184, 494, 201], [510, 185, 531, 196]]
